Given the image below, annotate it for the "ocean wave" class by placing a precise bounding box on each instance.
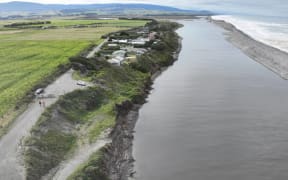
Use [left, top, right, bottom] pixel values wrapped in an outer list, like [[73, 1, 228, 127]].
[[212, 15, 288, 53]]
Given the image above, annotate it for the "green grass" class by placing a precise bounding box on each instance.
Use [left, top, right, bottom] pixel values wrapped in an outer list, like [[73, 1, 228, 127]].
[[24, 61, 149, 179], [0, 18, 148, 129], [0, 40, 89, 126], [87, 103, 116, 142], [67, 150, 109, 180], [67, 21, 182, 179], [0, 19, 148, 29], [25, 87, 109, 180], [25, 130, 77, 180], [50, 19, 148, 27], [88, 114, 115, 142], [57, 88, 107, 123]]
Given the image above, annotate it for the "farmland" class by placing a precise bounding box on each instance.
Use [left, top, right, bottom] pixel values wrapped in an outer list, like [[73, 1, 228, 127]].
[[0, 18, 148, 130]]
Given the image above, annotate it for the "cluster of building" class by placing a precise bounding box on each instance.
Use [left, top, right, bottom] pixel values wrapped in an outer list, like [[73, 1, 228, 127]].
[[100, 27, 158, 66], [110, 31, 157, 46]]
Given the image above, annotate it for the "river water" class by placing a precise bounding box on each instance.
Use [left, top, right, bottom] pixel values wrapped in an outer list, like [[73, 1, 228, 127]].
[[132, 19, 288, 180]]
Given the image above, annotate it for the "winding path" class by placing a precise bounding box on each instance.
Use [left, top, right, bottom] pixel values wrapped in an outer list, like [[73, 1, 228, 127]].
[[51, 137, 111, 180], [0, 70, 85, 180], [0, 36, 108, 180]]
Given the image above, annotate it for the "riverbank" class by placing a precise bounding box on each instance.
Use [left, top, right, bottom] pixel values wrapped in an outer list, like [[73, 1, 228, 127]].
[[210, 17, 288, 80], [132, 19, 288, 180], [68, 21, 182, 180], [23, 20, 182, 180], [99, 36, 183, 180]]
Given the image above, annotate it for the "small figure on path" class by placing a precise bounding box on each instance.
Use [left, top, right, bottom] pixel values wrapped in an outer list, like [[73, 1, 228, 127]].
[[39, 100, 42, 107]]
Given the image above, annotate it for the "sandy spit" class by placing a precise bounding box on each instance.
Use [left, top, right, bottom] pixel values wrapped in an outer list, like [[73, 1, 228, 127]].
[[210, 17, 288, 80]]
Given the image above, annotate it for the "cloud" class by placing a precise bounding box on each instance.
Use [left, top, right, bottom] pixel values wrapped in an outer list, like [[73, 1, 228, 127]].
[[0, 0, 200, 9], [1, 0, 286, 16]]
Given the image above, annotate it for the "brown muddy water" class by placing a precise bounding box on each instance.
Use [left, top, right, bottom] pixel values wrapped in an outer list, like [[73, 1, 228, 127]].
[[132, 19, 288, 180]]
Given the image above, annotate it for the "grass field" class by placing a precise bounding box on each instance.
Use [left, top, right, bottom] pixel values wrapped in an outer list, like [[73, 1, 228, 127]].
[[50, 19, 148, 27], [0, 19, 148, 28], [0, 18, 148, 128]]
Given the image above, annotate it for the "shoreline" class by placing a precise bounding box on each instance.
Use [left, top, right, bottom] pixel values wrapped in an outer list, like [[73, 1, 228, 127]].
[[99, 29, 183, 180], [126, 18, 288, 180], [22, 20, 183, 180], [210, 17, 288, 80]]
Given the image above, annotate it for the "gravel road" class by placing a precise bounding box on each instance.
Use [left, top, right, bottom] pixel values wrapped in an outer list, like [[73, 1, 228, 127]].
[[0, 70, 85, 180]]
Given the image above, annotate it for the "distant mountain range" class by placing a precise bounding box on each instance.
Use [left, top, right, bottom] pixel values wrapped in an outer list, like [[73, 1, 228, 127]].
[[0, 1, 213, 17]]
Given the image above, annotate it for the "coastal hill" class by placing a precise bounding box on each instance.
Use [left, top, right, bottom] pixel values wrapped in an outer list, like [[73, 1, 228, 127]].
[[0, 1, 213, 17]]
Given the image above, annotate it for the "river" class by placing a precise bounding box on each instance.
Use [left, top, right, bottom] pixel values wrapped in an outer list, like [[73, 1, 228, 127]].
[[132, 19, 288, 180]]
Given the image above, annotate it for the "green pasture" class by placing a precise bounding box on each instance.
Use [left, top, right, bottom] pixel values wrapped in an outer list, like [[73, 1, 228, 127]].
[[0, 18, 148, 127]]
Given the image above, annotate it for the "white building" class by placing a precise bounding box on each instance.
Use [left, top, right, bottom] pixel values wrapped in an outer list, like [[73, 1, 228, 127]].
[[107, 43, 118, 47], [111, 39, 128, 44], [108, 50, 127, 66], [130, 37, 150, 45], [108, 56, 125, 66], [112, 50, 126, 57]]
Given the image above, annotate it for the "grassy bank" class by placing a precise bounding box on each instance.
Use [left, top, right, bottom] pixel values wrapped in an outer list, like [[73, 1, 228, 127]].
[[67, 149, 109, 180], [24, 59, 149, 179], [24, 20, 181, 179], [67, 21, 182, 180], [0, 18, 148, 136], [24, 88, 109, 179]]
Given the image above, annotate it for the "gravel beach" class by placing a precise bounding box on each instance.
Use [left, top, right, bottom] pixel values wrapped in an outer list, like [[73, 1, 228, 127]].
[[211, 18, 288, 80]]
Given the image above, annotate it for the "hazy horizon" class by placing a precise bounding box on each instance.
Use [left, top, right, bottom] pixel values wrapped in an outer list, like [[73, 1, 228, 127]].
[[0, 0, 287, 16]]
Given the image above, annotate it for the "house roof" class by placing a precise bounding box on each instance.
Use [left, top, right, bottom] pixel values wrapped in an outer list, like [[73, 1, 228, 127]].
[[112, 50, 126, 57]]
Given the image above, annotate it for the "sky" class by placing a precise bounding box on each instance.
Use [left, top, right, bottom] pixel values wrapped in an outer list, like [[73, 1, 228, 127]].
[[0, 0, 287, 16], [0, 0, 254, 9]]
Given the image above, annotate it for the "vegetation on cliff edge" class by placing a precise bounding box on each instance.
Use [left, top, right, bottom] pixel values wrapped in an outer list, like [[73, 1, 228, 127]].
[[24, 20, 181, 180]]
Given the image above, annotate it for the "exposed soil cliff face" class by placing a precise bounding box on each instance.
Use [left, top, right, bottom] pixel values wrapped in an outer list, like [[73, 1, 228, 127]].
[[24, 20, 182, 180], [102, 36, 182, 180], [104, 82, 151, 180], [105, 102, 141, 180]]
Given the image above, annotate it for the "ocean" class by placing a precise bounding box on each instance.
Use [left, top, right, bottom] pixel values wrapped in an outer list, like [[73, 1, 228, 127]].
[[210, 1, 288, 53]]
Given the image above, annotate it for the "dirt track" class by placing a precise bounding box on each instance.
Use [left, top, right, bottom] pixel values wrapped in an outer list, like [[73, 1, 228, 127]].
[[0, 38, 109, 180], [0, 70, 85, 180], [86, 39, 108, 58], [51, 136, 111, 180]]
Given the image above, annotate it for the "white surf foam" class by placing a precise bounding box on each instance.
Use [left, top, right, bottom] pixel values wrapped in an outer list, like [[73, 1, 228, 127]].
[[212, 15, 288, 53]]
